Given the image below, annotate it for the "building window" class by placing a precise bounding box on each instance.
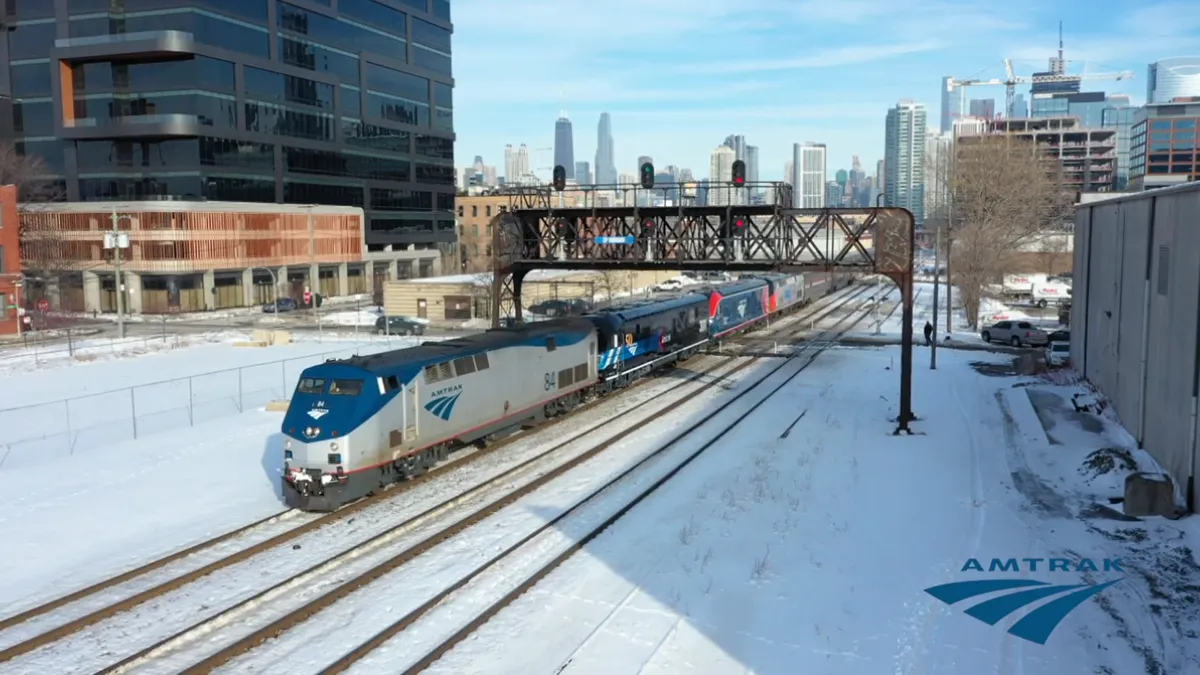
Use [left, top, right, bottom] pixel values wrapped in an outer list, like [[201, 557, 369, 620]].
[[471, 205, 477, 217], [485, 206, 491, 217]]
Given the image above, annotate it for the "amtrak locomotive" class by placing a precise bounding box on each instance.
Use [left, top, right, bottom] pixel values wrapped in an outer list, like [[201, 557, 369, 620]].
[[281, 272, 854, 511]]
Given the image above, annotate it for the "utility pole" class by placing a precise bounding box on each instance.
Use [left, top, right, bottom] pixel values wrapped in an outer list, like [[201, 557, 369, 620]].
[[931, 222, 940, 370], [106, 208, 132, 339]]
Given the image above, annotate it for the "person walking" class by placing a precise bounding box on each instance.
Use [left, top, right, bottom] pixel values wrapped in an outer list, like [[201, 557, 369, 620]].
[[923, 320, 934, 346]]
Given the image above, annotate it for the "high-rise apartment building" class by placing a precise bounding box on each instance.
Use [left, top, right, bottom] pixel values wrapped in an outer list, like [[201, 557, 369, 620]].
[[594, 113, 616, 184], [1146, 57, 1200, 103], [2, 0, 455, 252], [924, 131, 953, 221], [968, 117, 1116, 193], [788, 142, 826, 208], [884, 101, 927, 225], [1013, 93, 1029, 118], [554, 116, 575, 179], [708, 145, 737, 206]]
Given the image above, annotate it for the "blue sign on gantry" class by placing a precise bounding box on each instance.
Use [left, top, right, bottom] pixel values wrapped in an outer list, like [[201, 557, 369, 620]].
[[594, 235, 636, 245]]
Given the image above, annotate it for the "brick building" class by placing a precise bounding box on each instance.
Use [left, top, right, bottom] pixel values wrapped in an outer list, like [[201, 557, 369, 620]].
[[20, 201, 436, 314], [0, 185, 22, 334]]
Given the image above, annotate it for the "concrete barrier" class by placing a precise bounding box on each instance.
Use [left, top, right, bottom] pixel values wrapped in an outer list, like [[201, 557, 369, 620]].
[[1124, 472, 1178, 518], [265, 399, 291, 412]]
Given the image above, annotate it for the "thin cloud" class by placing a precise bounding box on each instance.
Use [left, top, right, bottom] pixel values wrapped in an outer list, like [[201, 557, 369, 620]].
[[456, 79, 777, 106], [673, 42, 947, 75]]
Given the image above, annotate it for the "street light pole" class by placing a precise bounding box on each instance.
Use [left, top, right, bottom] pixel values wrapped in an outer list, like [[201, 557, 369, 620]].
[[107, 208, 132, 339]]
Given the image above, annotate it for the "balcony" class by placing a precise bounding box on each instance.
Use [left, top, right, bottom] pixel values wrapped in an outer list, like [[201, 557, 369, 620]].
[[53, 31, 197, 63], [60, 113, 202, 139]]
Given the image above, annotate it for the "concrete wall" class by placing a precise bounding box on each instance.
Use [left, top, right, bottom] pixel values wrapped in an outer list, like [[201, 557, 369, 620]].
[[1074, 182, 1200, 510]]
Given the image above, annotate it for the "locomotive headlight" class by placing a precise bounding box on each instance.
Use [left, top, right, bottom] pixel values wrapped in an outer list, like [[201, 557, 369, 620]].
[[285, 439, 292, 449], [330, 441, 339, 451]]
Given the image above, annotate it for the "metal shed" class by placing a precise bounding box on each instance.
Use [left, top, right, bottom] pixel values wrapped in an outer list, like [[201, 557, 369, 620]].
[[1073, 182, 1200, 510]]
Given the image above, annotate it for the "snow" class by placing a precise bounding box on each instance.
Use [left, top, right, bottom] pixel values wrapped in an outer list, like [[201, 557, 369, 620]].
[[319, 306, 383, 327], [0, 409, 288, 613], [2, 280, 1198, 675], [406, 270, 582, 285], [0, 332, 435, 472]]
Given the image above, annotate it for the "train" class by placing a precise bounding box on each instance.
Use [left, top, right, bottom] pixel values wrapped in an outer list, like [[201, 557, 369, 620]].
[[280, 271, 856, 511]]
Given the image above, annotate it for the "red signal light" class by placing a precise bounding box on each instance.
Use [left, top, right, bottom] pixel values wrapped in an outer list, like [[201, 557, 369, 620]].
[[734, 176, 744, 186], [735, 219, 745, 228]]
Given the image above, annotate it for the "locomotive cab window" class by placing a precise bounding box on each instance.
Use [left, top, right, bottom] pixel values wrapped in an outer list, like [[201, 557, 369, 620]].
[[453, 356, 476, 376], [473, 352, 490, 370], [329, 379, 363, 396], [298, 378, 325, 394], [383, 375, 400, 392]]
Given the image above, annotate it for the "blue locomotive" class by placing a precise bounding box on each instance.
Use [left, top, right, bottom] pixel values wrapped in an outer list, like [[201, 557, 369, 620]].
[[280, 272, 855, 511]]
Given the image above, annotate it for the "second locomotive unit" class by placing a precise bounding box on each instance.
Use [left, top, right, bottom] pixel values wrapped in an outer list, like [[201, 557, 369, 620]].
[[281, 272, 854, 511]]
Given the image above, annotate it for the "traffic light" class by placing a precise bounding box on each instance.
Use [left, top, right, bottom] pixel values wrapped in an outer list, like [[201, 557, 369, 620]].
[[735, 218, 746, 228], [731, 160, 746, 186], [640, 162, 655, 189], [552, 165, 566, 191]]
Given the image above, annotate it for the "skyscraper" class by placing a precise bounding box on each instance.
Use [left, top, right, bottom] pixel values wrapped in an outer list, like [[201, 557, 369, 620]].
[[969, 99, 996, 119], [554, 116, 575, 178], [594, 113, 617, 184], [1146, 57, 1200, 103], [884, 101, 927, 225], [575, 161, 592, 185], [709, 146, 737, 206], [790, 143, 827, 208], [504, 145, 516, 184], [745, 145, 759, 182], [723, 135, 746, 160], [1013, 93, 1029, 118], [516, 144, 531, 183], [940, 76, 954, 133]]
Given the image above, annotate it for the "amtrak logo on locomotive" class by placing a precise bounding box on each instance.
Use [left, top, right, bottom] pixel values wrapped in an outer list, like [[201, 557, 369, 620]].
[[429, 384, 463, 399]]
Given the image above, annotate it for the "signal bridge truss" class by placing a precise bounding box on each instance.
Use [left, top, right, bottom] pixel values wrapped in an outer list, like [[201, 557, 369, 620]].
[[489, 181, 920, 433]]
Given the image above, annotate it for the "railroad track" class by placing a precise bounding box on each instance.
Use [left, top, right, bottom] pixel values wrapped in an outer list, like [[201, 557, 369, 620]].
[[340, 286, 882, 675], [0, 282, 870, 674], [121, 287, 869, 675]]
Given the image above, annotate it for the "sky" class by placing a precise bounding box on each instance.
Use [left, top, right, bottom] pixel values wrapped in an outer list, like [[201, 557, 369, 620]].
[[449, 0, 1200, 182]]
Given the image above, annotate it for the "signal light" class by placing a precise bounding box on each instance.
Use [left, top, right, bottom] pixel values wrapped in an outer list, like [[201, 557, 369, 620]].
[[640, 162, 655, 189], [552, 165, 566, 192], [735, 219, 746, 228], [731, 160, 746, 186]]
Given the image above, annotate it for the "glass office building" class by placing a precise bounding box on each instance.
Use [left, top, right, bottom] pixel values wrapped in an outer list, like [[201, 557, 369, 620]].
[[2, 0, 454, 252]]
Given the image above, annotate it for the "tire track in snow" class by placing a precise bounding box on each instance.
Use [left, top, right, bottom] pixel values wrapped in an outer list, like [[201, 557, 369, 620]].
[[892, 362, 988, 675]]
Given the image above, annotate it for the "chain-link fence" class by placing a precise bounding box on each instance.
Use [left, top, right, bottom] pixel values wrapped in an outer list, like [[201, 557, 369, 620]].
[[0, 341, 397, 472]]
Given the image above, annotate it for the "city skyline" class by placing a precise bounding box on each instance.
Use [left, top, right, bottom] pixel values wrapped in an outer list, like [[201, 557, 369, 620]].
[[451, 0, 1200, 177]]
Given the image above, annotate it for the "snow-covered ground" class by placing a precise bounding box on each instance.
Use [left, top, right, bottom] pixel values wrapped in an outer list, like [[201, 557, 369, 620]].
[[0, 332, 433, 471], [2, 277, 1196, 674], [392, 348, 1199, 675]]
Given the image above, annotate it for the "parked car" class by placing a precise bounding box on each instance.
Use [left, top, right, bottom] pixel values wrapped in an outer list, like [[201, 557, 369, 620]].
[[262, 297, 298, 313], [528, 298, 590, 317], [374, 315, 425, 336], [980, 320, 1048, 347], [653, 278, 686, 292], [1047, 329, 1070, 343], [1046, 341, 1071, 367]]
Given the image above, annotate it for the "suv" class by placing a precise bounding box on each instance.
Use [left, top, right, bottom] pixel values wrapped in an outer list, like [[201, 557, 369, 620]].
[[980, 320, 1048, 347], [374, 316, 425, 336]]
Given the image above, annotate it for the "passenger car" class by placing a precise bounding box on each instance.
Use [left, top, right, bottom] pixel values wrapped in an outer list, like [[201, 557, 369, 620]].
[[1046, 341, 1070, 367], [375, 316, 425, 336], [980, 320, 1048, 347]]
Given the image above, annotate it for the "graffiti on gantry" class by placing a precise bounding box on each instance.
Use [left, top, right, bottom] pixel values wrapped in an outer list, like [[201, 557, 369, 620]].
[[873, 208, 915, 275]]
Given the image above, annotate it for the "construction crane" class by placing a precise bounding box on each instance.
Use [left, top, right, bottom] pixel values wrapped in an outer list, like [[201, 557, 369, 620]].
[[946, 23, 1135, 119]]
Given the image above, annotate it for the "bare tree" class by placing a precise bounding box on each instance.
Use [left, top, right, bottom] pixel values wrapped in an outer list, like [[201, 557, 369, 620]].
[[469, 272, 493, 320], [949, 135, 1072, 327], [0, 142, 70, 303], [593, 270, 625, 307]]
